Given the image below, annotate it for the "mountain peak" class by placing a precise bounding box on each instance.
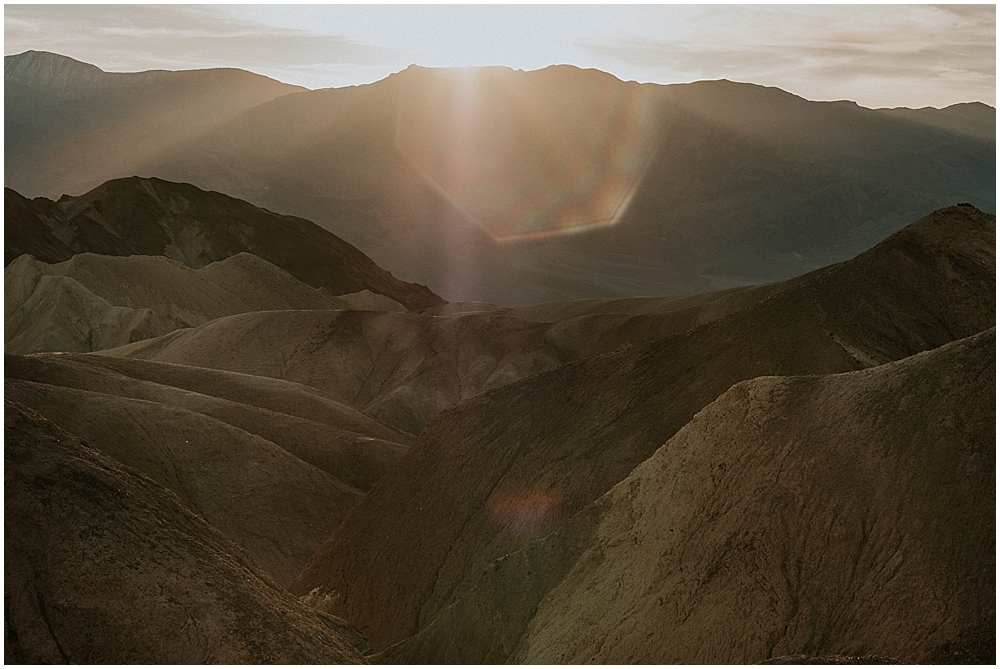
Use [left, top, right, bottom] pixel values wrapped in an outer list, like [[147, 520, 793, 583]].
[[4, 50, 105, 87]]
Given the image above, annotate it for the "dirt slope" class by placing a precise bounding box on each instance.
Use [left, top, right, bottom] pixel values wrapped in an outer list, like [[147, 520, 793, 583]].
[[5, 353, 410, 491], [379, 327, 994, 664], [96, 263, 826, 435], [288, 205, 994, 651], [5, 377, 362, 587], [4, 398, 365, 663], [5, 251, 404, 354]]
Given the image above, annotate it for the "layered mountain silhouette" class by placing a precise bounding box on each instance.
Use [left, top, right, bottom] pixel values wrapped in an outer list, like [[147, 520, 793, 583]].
[[7, 52, 993, 304], [288, 205, 994, 660], [4, 50, 994, 665], [5, 50, 303, 199], [5, 177, 443, 309]]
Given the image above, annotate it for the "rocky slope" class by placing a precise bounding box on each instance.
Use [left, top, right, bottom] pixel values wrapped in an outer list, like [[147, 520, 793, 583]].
[[378, 327, 995, 664], [5, 251, 404, 354], [4, 398, 366, 663], [99, 271, 810, 436], [287, 205, 994, 653], [5, 178, 443, 309]]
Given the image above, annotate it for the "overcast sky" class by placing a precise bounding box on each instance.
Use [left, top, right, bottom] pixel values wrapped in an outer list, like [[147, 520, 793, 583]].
[[4, 3, 995, 109]]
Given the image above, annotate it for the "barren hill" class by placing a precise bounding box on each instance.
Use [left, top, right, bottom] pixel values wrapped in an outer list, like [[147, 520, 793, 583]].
[[287, 205, 994, 653], [5, 397, 366, 663], [378, 327, 995, 664], [5, 251, 404, 354], [5, 177, 443, 309], [99, 272, 812, 435]]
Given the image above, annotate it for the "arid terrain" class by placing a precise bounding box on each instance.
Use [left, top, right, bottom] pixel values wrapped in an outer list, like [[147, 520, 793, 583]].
[[4, 52, 996, 664]]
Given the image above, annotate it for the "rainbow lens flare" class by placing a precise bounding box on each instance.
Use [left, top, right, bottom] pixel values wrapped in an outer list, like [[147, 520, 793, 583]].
[[396, 66, 663, 241]]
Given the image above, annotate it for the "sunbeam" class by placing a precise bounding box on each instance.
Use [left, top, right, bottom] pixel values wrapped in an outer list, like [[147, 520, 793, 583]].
[[395, 66, 664, 242]]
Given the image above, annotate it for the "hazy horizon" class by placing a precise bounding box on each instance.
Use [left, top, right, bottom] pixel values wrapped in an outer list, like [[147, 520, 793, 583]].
[[5, 4, 996, 109]]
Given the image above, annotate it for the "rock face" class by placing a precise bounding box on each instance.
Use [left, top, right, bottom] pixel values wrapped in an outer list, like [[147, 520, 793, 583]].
[[4, 398, 365, 663], [4, 251, 405, 354], [287, 206, 994, 654], [5, 177, 444, 310], [378, 328, 995, 664]]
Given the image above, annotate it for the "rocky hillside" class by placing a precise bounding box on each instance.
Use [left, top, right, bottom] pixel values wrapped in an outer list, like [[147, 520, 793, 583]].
[[5, 251, 404, 354], [5, 398, 367, 663], [379, 327, 995, 664], [5, 177, 444, 309], [288, 205, 994, 654]]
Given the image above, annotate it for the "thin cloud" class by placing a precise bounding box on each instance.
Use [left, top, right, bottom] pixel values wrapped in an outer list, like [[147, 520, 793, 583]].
[[4, 4, 396, 73]]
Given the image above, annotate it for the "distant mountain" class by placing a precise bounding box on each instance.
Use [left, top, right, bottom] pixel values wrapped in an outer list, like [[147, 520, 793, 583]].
[[7, 55, 995, 304], [5, 50, 304, 198], [878, 101, 996, 141], [5, 397, 367, 663], [287, 205, 995, 656], [120, 65, 996, 304], [5, 177, 444, 309]]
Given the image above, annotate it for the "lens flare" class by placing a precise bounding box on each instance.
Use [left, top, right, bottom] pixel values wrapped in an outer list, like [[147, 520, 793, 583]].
[[490, 491, 564, 538], [396, 66, 663, 241]]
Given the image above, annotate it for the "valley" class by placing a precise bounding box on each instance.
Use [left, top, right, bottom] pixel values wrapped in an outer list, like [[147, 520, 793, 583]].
[[4, 50, 995, 664]]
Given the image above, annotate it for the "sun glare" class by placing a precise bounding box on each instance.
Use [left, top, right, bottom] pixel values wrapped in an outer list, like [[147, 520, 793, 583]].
[[395, 66, 664, 242]]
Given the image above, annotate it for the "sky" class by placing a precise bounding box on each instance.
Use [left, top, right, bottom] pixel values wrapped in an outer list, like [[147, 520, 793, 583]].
[[4, 3, 996, 109]]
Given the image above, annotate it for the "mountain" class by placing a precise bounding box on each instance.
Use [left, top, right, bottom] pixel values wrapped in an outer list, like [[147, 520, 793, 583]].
[[8, 56, 993, 305], [5, 251, 404, 354], [113, 65, 996, 304], [5, 397, 366, 663], [878, 101, 996, 141], [5, 177, 444, 309], [98, 269, 807, 436], [5, 50, 304, 199], [377, 327, 995, 664], [286, 205, 994, 654], [5, 351, 413, 586]]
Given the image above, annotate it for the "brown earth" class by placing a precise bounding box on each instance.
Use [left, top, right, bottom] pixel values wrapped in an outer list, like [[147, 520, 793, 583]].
[[5, 177, 443, 309], [100, 273, 808, 436], [5, 251, 404, 354], [288, 205, 994, 653], [4, 397, 366, 663], [4, 353, 411, 491], [376, 327, 993, 664]]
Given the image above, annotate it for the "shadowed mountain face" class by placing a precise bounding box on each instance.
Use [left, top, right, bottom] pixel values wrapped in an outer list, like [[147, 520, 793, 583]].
[[9, 57, 989, 305], [5, 177, 443, 309], [287, 205, 994, 654], [4, 398, 366, 663], [376, 327, 995, 664], [5, 50, 304, 199], [5, 352, 412, 587]]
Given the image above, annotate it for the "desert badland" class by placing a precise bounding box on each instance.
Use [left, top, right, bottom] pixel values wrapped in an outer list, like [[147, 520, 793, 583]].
[[4, 21, 996, 665]]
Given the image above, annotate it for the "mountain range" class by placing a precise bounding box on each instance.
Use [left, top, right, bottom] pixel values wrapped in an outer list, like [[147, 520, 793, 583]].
[[6, 50, 994, 304], [4, 49, 995, 664]]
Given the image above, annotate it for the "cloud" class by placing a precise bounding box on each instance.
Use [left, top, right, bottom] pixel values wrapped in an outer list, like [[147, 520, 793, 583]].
[[4, 4, 397, 73], [574, 5, 995, 107]]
